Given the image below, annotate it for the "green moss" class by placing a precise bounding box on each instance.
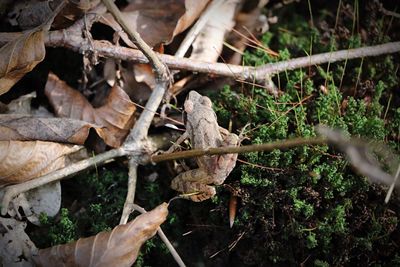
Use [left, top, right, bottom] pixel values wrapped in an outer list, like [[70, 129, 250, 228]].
[[210, 3, 400, 264], [38, 208, 77, 246]]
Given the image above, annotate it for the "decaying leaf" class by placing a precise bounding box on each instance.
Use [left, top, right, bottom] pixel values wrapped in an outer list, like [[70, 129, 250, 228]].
[[0, 141, 82, 186], [173, 0, 212, 37], [100, 0, 210, 48], [8, 0, 100, 30], [52, 0, 101, 29], [0, 217, 37, 267], [45, 73, 136, 147], [2, 182, 62, 226], [0, 29, 45, 95], [0, 114, 106, 145], [229, 194, 237, 228], [33, 202, 169, 267]]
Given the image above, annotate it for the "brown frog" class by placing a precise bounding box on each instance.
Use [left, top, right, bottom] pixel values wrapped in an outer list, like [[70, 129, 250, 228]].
[[169, 91, 239, 201]]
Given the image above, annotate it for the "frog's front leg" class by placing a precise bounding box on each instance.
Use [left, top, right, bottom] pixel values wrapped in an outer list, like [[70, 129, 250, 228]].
[[166, 131, 189, 154], [171, 168, 216, 202], [212, 131, 239, 185]]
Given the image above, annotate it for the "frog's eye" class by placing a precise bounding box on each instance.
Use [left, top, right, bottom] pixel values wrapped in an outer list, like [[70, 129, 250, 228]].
[[184, 99, 194, 113], [200, 96, 212, 107]]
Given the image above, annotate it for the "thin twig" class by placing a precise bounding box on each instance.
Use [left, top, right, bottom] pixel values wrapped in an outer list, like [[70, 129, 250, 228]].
[[40, 29, 400, 82], [151, 137, 327, 163], [100, 0, 170, 226], [3, 27, 398, 83], [132, 204, 186, 267], [101, 0, 167, 78], [119, 160, 138, 225], [0, 137, 327, 216], [385, 164, 400, 203], [377, 1, 400, 19]]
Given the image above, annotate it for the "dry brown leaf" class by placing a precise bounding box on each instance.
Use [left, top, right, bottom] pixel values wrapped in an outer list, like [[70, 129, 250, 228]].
[[0, 114, 106, 145], [103, 58, 150, 102], [0, 140, 81, 186], [33, 202, 169, 267], [229, 194, 237, 228], [100, 0, 209, 48], [0, 29, 45, 95], [8, 0, 100, 30], [173, 0, 211, 37], [45, 73, 136, 147], [52, 0, 101, 29]]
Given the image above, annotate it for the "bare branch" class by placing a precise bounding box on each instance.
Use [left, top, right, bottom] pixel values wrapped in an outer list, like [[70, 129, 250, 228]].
[[119, 159, 138, 225], [2, 20, 398, 83], [151, 137, 327, 163], [100, 0, 171, 225], [132, 204, 186, 267], [100, 0, 167, 79], [40, 28, 400, 82]]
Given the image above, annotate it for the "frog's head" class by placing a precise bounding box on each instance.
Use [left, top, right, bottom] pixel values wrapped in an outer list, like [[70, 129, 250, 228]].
[[185, 91, 212, 114]]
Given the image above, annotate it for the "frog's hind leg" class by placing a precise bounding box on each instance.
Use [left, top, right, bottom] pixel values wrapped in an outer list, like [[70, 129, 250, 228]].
[[171, 169, 216, 202]]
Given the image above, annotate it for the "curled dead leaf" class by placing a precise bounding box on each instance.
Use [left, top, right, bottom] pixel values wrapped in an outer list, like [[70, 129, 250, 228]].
[[33, 202, 169, 267], [0, 29, 45, 95], [173, 0, 211, 37], [52, 0, 101, 29], [0, 114, 106, 145], [100, 0, 210, 48], [45, 73, 136, 147], [0, 140, 82, 186], [229, 194, 237, 228], [8, 0, 100, 30]]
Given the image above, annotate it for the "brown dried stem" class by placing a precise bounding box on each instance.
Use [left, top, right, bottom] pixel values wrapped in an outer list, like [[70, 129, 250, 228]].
[[132, 204, 186, 267], [100, 0, 170, 227], [151, 137, 328, 163], [40, 28, 400, 82], [3, 33, 398, 83]]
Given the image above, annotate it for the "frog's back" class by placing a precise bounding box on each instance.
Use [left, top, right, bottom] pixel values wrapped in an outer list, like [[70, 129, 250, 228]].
[[186, 107, 221, 149]]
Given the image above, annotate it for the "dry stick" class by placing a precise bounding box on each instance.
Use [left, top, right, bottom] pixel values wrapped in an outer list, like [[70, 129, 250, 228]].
[[1, 27, 400, 81], [385, 164, 400, 203], [0, 140, 323, 203], [132, 204, 186, 267], [100, 0, 170, 226], [42, 30, 400, 82], [0, 136, 328, 215], [101, 0, 166, 76], [151, 137, 327, 163], [97, 0, 180, 257]]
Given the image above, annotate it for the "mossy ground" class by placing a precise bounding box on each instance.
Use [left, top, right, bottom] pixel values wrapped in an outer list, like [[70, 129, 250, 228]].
[[28, 0, 400, 266]]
